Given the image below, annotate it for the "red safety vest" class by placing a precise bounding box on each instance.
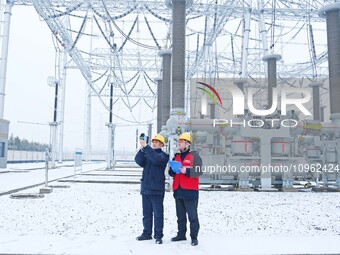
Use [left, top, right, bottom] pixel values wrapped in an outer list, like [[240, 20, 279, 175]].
[[172, 152, 199, 191]]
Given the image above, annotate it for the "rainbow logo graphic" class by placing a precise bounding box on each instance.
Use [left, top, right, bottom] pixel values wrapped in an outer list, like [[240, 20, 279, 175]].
[[197, 82, 223, 106]]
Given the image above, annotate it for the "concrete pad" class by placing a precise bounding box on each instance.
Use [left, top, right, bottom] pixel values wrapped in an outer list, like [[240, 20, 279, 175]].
[[39, 187, 53, 194]]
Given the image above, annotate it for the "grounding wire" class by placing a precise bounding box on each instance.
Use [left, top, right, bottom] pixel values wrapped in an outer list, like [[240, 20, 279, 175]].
[[118, 15, 139, 52], [113, 52, 132, 107], [70, 10, 88, 51], [143, 75, 155, 95], [98, 75, 110, 94], [93, 13, 115, 50], [65, 27, 95, 37], [144, 15, 161, 50], [45, 2, 84, 19], [100, 0, 159, 50], [143, 98, 155, 110], [90, 3, 137, 21], [125, 71, 140, 84], [144, 4, 171, 22], [131, 98, 142, 109], [142, 70, 157, 85], [128, 75, 141, 95], [93, 70, 109, 83], [32, 1, 147, 124]]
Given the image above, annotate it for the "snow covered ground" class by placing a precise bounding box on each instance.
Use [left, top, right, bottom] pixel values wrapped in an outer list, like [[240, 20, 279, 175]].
[[0, 168, 340, 254], [0, 162, 107, 194]]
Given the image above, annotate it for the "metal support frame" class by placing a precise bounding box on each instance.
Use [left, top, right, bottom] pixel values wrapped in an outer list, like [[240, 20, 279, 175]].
[[240, 0, 252, 79], [58, 50, 67, 163], [0, 0, 13, 118], [84, 82, 92, 161]]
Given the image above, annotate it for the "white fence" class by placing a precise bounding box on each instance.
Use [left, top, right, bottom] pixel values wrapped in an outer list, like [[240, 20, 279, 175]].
[[7, 150, 135, 163], [7, 150, 74, 163]]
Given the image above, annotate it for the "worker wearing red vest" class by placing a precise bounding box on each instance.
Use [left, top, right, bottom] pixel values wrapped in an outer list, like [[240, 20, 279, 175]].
[[169, 132, 203, 246]]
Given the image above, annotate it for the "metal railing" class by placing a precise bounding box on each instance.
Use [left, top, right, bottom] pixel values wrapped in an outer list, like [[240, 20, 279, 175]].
[[7, 150, 135, 163], [7, 150, 74, 163]]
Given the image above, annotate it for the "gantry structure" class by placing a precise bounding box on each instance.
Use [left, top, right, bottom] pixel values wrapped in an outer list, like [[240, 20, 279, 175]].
[[0, 0, 336, 167]]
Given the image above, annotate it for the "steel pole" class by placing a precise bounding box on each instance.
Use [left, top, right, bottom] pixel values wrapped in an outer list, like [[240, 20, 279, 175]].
[[58, 51, 67, 163], [0, 0, 14, 118]]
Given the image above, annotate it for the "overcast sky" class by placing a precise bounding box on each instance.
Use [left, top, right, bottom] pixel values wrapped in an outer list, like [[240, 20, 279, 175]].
[[3, 3, 331, 154], [5, 6, 154, 153]]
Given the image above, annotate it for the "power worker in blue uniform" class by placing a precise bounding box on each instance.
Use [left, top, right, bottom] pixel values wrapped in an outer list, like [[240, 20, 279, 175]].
[[134, 134, 169, 244], [169, 132, 203, 246]]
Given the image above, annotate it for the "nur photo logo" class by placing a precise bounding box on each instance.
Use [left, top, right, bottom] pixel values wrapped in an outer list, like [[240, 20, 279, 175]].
[[196, 80, 313, 128], [197, 82, 223, 115]]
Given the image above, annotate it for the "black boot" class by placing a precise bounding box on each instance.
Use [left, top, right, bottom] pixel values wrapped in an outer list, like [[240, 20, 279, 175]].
[[155, 238, 163, 244], [191, 238, 198, 246], [171, 235, 187, 242], [136, 234, 152, 241]]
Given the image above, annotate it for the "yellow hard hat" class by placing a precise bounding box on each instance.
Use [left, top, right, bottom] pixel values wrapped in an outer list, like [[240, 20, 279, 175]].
[[178, 132, 192, 143], [152, 134, 165, 145]]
